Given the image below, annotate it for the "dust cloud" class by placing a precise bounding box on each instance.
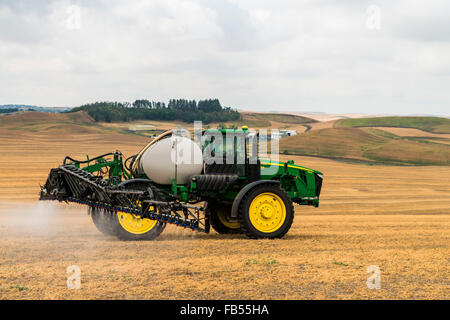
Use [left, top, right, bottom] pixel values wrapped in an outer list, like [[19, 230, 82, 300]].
[[0, 201, 198, 242], [0, 201, 90, 238]]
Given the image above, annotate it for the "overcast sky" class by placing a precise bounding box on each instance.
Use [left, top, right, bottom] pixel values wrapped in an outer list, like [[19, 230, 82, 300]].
[[0, 0, 449, 115]]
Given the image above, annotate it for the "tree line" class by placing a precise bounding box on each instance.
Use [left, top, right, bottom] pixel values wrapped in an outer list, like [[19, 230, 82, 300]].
[[0, 108, 19, 114], [69, 99, 240, 123]]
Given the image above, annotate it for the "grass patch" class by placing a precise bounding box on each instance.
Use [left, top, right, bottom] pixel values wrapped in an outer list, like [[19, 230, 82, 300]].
[[245, 258, 279, 265], [333, 261, 349, 267], [264, 259, 279, 265], [9, 284, 28, 291]]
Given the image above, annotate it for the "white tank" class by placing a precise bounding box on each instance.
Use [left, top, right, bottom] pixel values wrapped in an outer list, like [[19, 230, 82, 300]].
[[140, 136, 203, 185]]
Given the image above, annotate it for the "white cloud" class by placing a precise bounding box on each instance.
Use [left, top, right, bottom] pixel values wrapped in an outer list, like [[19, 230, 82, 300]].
[[0, 0, 448, 116]]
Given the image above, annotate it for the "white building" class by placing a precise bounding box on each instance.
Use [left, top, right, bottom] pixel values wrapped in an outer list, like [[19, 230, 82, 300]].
[[129, 125, 156, 132], [281, 130, 297, 136]]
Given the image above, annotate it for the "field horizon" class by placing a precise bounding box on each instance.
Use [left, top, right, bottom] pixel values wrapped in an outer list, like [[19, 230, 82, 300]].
[[2, 110, 450, 166]]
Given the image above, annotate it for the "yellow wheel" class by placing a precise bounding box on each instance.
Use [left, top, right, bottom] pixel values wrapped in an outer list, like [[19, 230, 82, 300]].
[[238, 184, 294, 239], [209, 201, 242, 234], [111, 182, 166, 241], [114, 209, 165, 240], [248, 193, 286, 233], [117, 211, 158, 235]]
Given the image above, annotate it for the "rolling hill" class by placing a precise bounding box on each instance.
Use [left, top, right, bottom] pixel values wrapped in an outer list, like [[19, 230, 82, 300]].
[[240, 112, 317, 127], [0, 104, 70, 113], [337, 116, 450, 134], [0, 111, 103, 134], [280, 127, 450, 166]]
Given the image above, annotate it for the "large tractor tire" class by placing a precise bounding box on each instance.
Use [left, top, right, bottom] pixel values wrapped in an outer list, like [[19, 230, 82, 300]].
[[111, 181, 166, 241], [238, 184, 294, 239], [208, 201, 242, 234], [89, 206, 116, 236]]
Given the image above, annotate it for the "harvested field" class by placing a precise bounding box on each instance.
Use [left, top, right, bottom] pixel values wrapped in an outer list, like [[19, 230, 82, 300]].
[[371, 127, 450, 147], [337, 116, 450, 134], [371, 127, 450, 139], [0, 127, 449, 299]]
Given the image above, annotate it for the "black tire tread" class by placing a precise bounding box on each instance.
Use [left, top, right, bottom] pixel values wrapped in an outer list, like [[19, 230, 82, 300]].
[[238, 183, 294, 239], [209, 201, 243, 234], [90, 207, 116, 236]]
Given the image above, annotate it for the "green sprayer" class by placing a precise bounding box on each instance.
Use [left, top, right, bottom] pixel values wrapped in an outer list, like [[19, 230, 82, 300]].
[[40, 127, 323, 240]]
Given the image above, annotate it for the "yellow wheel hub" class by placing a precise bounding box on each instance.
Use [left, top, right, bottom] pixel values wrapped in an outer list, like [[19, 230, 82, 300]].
[[118, 204, 157, 234], [249, 193, 286, 233]]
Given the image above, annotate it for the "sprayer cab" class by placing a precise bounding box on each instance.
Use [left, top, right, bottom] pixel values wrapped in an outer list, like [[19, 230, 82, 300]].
[[40, 128, 323, 240]]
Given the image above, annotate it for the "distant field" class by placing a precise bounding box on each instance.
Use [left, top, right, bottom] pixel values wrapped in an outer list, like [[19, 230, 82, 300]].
[[337, 116, 450, 134], [235, 112, 316, 127], [280, 127, 450, 166], [370, 127, 450, 139], [243, 112, 316, 125]]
